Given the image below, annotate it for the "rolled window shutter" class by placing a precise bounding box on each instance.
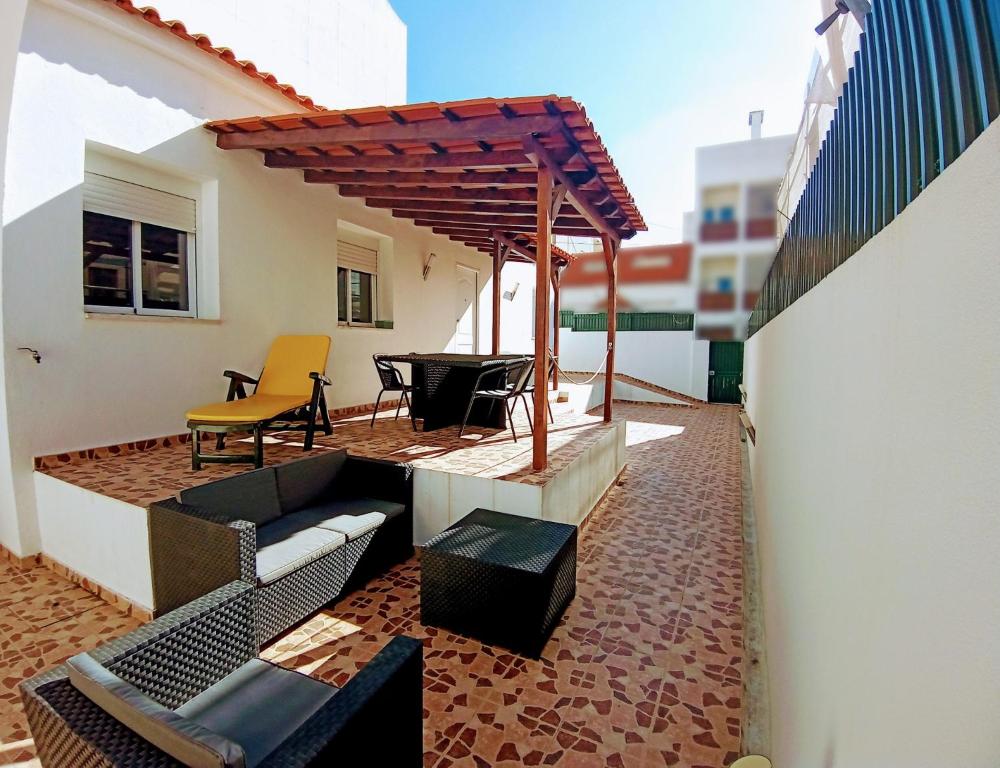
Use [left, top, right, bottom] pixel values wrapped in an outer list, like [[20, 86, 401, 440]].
[[83, 172, 196, 233], [337, 240, 378, 273]]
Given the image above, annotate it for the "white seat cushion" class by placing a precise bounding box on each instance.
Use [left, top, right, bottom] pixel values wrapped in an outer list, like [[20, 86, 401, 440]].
[[255, 522, 346, 586], [315, 512, 385, 541]]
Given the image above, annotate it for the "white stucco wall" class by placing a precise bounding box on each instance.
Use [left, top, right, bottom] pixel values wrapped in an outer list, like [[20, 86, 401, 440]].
[[557, 327, 708, 401], [494, 261, 538, 354], [0, 0, 488, 557], [743, 119, 1000, 766], [128, 0, 406, 109], [0, 0, 30, 555]]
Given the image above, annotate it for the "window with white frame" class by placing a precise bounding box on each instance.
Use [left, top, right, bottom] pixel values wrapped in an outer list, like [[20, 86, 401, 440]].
[[82, 173, 197, 316], [337, 240, 377, 325]]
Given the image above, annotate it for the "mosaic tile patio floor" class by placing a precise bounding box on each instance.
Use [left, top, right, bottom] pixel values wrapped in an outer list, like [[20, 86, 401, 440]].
[[1, 402, 744, 767], [39, 404, 618, 509]]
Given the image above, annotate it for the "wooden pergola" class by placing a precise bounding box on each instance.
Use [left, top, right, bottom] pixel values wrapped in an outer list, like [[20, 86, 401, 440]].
[[207, 95, 646, 470]]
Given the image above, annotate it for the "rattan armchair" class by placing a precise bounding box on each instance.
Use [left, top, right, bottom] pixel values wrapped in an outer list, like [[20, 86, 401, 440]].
[[20, 581, 423, 767]]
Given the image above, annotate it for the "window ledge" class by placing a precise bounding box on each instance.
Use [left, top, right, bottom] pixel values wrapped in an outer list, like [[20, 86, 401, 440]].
[[84, 312, 221, 325], [336, 322, 394, 331]]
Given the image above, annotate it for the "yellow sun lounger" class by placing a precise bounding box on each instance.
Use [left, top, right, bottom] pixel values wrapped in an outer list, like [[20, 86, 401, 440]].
[[186, 335, 332, 469]]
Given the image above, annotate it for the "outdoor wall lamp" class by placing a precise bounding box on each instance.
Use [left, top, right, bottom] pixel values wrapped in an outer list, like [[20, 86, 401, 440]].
[[17, 347, 41, 364], [422, 252, 436, 281], [503, 281, 519, 301]]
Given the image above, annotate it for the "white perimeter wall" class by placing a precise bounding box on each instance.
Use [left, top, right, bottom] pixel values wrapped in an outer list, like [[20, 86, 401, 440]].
[[0, 0, 491, 557], [557, 327, 708, 401], [743, 119, 1000, 766], [494, 261, 708, 400]]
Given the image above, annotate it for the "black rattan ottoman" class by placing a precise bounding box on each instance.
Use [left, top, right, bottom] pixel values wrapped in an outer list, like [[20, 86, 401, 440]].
[[420, 508, 577, 657]]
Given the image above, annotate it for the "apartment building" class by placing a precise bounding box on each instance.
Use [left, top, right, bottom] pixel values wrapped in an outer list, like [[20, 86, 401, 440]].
[[687, 113, 794, 340]]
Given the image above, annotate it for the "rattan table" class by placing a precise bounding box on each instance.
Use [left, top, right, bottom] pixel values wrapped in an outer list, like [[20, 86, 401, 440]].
[[420, 508, 577, 657], [381, 353, 530, 431]]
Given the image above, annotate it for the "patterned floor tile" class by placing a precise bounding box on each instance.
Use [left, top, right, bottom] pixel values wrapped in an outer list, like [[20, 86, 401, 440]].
[[2, 402, 745, 767]]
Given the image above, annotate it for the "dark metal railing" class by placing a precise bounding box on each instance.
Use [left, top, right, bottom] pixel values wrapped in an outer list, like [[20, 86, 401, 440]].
[[749, 0, 1000, 336]]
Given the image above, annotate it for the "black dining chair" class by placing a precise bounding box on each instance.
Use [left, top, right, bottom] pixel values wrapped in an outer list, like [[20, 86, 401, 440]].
[[371, 354, 417, 430], [459, 359, 535, 441], [523, 356, 555, 425]]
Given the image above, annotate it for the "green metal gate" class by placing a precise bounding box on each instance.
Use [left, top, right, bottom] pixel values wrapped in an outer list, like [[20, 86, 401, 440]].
[[708, 341, 743, 404]]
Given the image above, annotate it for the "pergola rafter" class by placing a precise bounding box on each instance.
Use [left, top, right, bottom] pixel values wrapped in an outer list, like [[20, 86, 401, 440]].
[[207, 95, 645, 470]]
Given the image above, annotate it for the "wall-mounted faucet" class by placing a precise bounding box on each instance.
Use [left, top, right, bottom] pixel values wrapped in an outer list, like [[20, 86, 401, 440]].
[[17, 347, 41, 364]]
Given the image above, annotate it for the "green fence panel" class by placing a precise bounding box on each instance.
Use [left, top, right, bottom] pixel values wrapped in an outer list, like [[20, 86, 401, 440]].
[[564, 311, 695, 332], [629, 312, 695, 331], [572, 312, 607, 332]]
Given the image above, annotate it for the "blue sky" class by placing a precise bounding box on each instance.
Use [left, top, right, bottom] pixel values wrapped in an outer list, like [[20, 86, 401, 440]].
[[389, 0, 822, 244]]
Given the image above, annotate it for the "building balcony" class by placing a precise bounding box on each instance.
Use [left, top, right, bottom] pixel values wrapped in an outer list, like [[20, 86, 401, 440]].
[[744, 290, 760, 310], [699, 291, 737, 311], [699, 220, 739, 242], [745, 217, 776, 239]]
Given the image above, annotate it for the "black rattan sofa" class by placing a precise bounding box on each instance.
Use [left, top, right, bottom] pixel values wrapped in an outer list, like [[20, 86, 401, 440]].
[[21, 581, 423, 767], [148, 450, 413, 645]]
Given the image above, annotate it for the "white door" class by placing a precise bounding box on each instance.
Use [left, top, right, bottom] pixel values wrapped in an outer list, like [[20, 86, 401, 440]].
[[454, 265, 478, 354]]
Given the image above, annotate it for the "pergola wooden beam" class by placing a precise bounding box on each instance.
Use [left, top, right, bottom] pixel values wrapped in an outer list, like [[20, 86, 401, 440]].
[[366, 198, 610, 218], [331, 185, 539, 202], [392, 210, 594, 229], [533, 168, 553, 471], [600, 233, 618, 423], [432, 226, 506, 239], [491, 240, 510, 355], [264, 149, 565, 170], [523, 136, 625, 243], [418, 221, 595, 237], [301, 170, 539, 186], [209, 97, 647, 249], [551, 264, 564, 389], [490, 231, 542, 264], [218, 113, 563, 151]]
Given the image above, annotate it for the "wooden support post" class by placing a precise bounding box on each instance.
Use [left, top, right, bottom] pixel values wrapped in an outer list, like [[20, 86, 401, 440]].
[[550, 266, 561, 390], [533, 167, 553, 471], [601, 233, 617, 423], [491, 239, 502, 355]]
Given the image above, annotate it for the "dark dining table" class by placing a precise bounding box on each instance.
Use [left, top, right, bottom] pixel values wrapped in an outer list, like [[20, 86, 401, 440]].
[[380, 353, 532, 432]]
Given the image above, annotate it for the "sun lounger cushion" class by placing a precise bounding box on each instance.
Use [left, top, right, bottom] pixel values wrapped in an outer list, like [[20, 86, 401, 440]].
[[255, 335, 331, 397], [186, 394, 310, 424], [176, 659, 336, 768], [66, 653, 246, 768], [275, 449, 348, 514], [180, 468, 282, 528], [255, 519, 346, 586]]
